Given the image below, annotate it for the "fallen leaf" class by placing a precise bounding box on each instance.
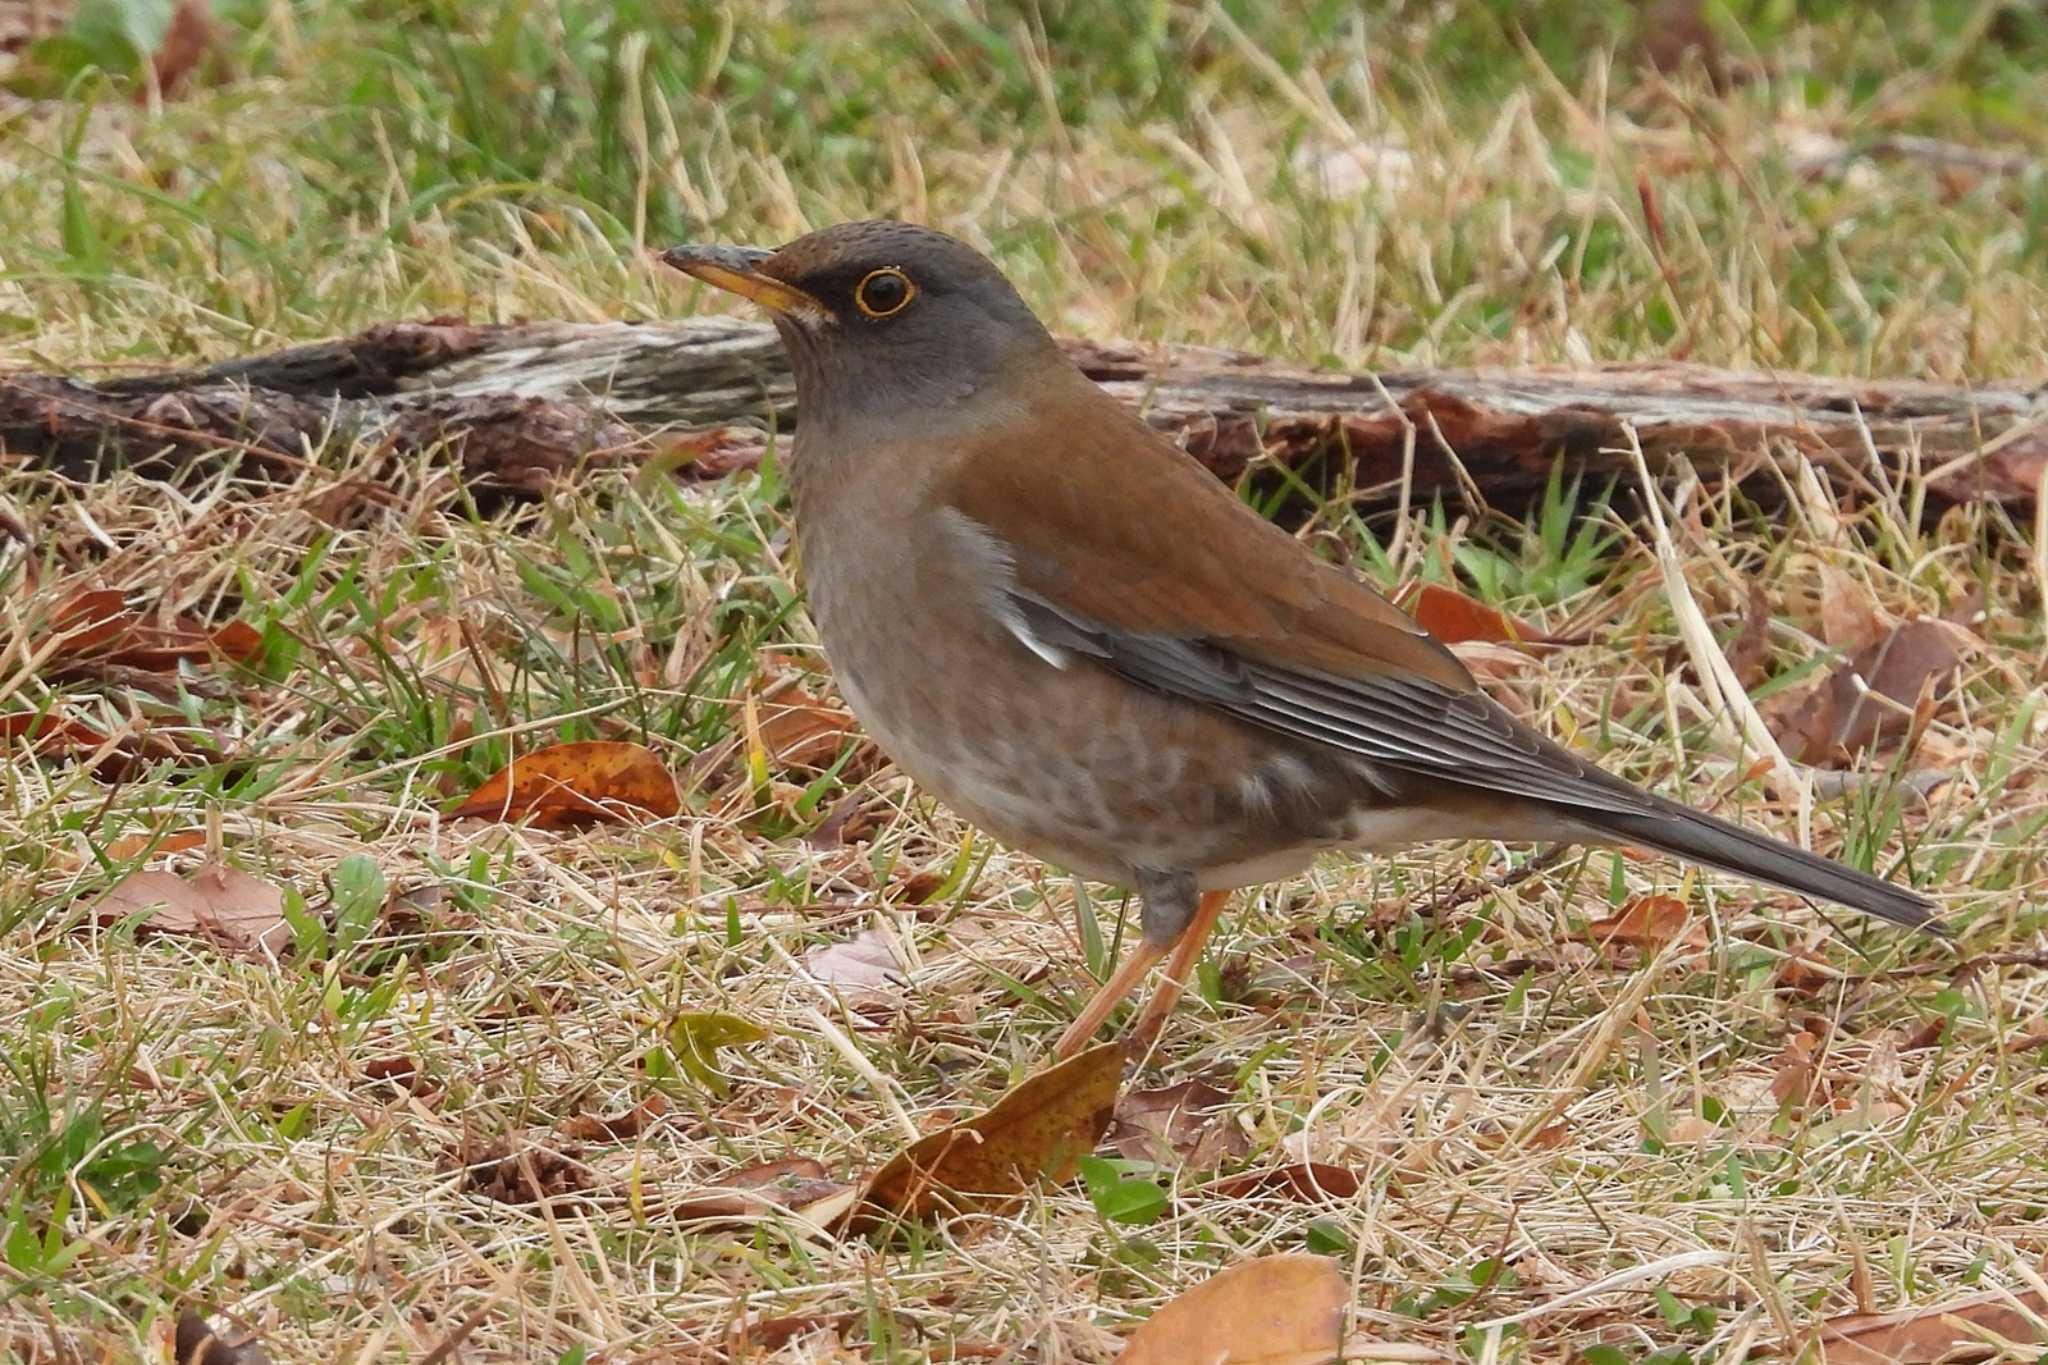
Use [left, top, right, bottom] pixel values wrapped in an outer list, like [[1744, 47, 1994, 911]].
[[1205, 1162, 1365, 1202], [1725, 580, 1775, 688], [0, 709, 110, 755], [661, 1156, 852, 1224], [449, 739, 681, 828], [40, 589, 261, 674], [1772, 620, 1969, 767], [102, 829, 209, 862], [805, 929, 907, 1002], [1808, 1288, 2048, 1363], [1118, 1254, 1347, 1365], [561, 1094, 669, 1141], [665, 1011, 769, 1098], [1769, 1030, 1821, 1111], [844, 1042, 1125, 1230], [1582, 894, 1700, 957], [91, 862, 288, 957], [1108, 1080, 1249, 1171], [1399, 583, 1581, 649], [757, 684, 863, 773], [174, 1311, 273, 1365]]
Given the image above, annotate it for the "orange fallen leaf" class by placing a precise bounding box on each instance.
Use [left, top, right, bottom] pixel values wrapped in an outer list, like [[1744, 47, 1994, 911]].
[[843, 1042, 1124, 1230], [103, 829, 209, 862], [757, 684, 863, 772], [560, 1094, 670, 1142], [1204, 1161, 1364, 1202], [1582, 894, 1700, 956], [1808, 1288, 2048, 1363], [1118, 1254, 1347, 1364], [0, 710, 111, 754], [449, 740, 680, 828], [91, 862, 288, 957], [1400, 583, 1580, 648], [41, 589, 262, 673]]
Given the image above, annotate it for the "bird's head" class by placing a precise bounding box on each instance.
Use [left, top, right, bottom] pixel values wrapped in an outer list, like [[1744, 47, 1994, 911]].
[[660, 220, 1062, 431]]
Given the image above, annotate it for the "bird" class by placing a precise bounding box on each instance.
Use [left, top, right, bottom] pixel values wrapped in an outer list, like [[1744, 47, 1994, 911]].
[[661, 220, 1943, 1059]]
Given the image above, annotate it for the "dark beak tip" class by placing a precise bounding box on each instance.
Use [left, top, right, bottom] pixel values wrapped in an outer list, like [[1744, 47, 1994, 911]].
[[656, 242, 775, 275]]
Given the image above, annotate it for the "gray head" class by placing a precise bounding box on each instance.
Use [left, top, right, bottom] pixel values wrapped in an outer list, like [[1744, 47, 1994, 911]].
[[661, 221, 1062, 430]]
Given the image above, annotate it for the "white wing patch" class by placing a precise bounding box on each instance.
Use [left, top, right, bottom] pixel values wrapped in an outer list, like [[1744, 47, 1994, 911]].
[[935, 508, 1073, 670]]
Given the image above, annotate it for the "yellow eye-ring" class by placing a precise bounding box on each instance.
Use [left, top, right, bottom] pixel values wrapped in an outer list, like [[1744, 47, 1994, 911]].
[[854, 267, 916, 319]]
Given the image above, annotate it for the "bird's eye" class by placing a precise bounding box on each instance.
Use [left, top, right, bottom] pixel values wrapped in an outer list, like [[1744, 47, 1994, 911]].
[[854, 267, 915, 319]]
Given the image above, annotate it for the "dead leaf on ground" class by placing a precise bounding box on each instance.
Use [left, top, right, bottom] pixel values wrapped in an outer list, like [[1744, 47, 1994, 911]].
[[1205, 1162, 1365, 1202], [843, 1042, 1125, 1231], [174, 1311, 273, 1365], [1108, 1079, 1250, 1171], [448, 739, 681, 828], [39, 589, 262, 675], [660, 1156, 853, 1224], [1399, 583, 1584, 649], [1582, 894, 1703, 958], [1771, 619, 1970, 767], [1769, 1030, 1823, 1112], [756, 683, 865, 773], [91, 862, 288, 957], [1807, 1288, 2048, 1363], [1117, 1253, 1347, 1365], [1725, 580, 1775, 689], [804, 929, 907, 1002], [103, 829, 209, 862], [561, 1093, 669, 1142]]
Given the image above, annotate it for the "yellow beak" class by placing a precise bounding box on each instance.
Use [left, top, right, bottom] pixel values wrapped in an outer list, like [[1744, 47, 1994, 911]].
[[659, 243, 828, 321]]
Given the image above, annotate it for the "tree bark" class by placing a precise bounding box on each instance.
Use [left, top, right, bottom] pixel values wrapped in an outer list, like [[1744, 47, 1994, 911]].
[[4, 317, 2043, 512]]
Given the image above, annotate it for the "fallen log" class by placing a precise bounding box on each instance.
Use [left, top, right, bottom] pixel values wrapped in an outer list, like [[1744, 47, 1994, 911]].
[[4, 317, 2043, 512]]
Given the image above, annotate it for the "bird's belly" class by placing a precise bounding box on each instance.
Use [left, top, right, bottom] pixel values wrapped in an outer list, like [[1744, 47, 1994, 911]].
[[821, 611, 1374, 889]]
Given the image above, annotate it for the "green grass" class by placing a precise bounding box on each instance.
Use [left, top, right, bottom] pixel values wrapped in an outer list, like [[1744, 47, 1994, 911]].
[[3, 1, 2047, 1360]]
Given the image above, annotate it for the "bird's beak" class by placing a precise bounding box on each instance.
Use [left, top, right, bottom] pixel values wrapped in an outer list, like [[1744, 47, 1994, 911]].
[[658, 243, 828, 323]]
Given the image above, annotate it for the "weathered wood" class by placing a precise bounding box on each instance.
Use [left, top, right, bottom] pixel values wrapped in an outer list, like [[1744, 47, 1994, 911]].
[[6, 317, 2044, 511]]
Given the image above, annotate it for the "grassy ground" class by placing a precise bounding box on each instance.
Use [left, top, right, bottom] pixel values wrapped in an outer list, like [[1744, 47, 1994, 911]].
[[3, 1, 2047, 1360]]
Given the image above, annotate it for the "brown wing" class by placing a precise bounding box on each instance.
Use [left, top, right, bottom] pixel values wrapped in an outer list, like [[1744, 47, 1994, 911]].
[[936, 388, 1658, 817]]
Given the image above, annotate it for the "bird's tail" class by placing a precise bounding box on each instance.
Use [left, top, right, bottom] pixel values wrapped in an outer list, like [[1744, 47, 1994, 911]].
[[1589, 796, 1943, 934]]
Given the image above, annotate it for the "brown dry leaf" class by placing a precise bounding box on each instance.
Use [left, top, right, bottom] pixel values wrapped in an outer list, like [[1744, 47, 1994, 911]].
[[91, 862, 288, 957], [41, 589, 262, 674], [1773, 619, 1969, 767], [1819, 570, 1887, 652], [804, 929, 907, 1001], [1725, 580, 1775, 689], [449, 739, 681, 828], [174, 1311, 273, 1365], [1108, 1080, 1249, 1171], [1117, 1253, 1347, 1365], [103, 829, 209, 862], [1769, 1030, 1821, 1111], [757, 684, 863, 772], [662, 1156, 853, 1224], [843, 1042, 1125, 1230], [1399, 583, 1581, 649], [1205, 1162, 1365, 1202], [1808, 1289, 2048, 1363], [1582, 894, 1701, 957], [561, 1094, 669, 1142], [0, 709, 110, 755]]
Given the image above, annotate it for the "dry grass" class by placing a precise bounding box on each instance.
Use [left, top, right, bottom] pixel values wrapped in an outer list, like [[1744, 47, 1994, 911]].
[[3, 2, 2047, 1361]]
